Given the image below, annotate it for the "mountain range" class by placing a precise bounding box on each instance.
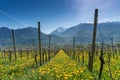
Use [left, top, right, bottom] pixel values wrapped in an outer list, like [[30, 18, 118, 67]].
[[0, 21, 120, 47], [52, 21, 120, 43], [0, 27, 65, 46]]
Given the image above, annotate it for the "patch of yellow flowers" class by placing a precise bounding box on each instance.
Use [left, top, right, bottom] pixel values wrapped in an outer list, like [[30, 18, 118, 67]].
[[37, 50, 88, 80]]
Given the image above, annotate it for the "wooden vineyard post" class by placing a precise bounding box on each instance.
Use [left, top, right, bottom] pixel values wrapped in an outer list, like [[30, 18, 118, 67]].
[[82, 50, 84, 66], [34, 51, 38, 65], [8, 50, 12, 62], [111, 37, 114, 58], [12, 29, 17, 60], [45, 50, 48, 63], [48, 35, 51, 61], [111, 37, 113, 50], [108, 45, 113, 80], [115, 49, 118, 59], [38, 22, 42, 66], [78, 52, 80, 63], [95, 49, 98, 60], [42, 49, 45, 64], [88, 9, 98, 72], [99, 42, 105, 80], [54, 43, 57, 55], [73, 36, 75, 60]]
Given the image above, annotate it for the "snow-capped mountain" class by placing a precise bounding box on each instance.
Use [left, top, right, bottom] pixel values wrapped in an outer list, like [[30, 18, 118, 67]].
[[51, 27, 67, 36]]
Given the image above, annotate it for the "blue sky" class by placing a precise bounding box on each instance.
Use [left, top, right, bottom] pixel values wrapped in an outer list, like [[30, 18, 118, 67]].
[[0, 0, 120, 34]]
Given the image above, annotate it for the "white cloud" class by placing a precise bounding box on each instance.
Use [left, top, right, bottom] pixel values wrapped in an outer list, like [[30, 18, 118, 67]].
[[100, 0, 119, 10], [73, 0, 119, 12], [66, 0, 119, 23]]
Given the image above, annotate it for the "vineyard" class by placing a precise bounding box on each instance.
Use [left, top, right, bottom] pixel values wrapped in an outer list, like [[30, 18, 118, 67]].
[[0, 9, 120, 80], [0, 49, 120, 80]]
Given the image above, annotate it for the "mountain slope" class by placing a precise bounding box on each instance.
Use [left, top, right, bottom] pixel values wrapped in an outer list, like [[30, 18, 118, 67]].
[[60, 23, 93, 37]]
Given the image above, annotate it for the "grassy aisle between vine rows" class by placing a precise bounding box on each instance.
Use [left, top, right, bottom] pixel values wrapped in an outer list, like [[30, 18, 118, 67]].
[[18, 50, 93, 80]]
